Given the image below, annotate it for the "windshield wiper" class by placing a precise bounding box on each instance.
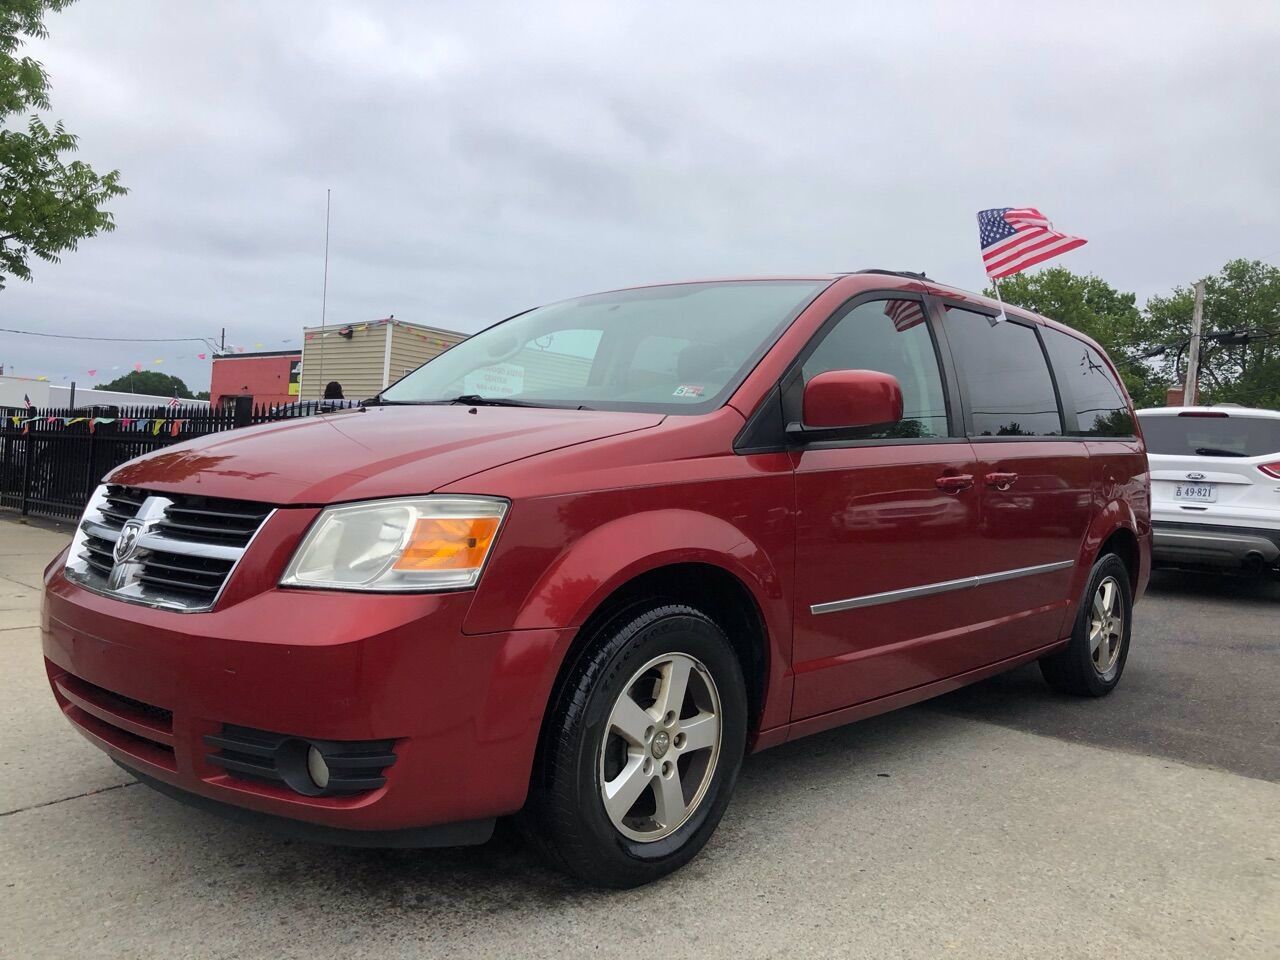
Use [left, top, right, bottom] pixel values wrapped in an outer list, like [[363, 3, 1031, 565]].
[[445, 394, 555, 408], [364, 396, 421, 406], [374, 394, 592, 410], [1193, 447, 1245, 457]]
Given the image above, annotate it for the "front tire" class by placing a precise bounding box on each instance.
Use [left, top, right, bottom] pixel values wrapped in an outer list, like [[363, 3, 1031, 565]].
[[523, 603, 747, 887], [1040, 553, 1133, 696]]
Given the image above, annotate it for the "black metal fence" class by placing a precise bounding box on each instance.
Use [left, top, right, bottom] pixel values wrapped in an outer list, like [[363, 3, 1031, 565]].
[[0, 397, 360, 521]]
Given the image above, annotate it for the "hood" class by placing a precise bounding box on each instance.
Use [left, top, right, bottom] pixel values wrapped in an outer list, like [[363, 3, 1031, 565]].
[[107, 405, 665, 504]]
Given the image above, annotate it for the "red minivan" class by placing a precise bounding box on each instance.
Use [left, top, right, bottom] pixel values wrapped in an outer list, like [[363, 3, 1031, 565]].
[[43, 271, 1151, 887]]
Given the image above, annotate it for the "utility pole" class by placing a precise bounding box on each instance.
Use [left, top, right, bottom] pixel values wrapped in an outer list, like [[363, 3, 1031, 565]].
[[317, 188, 331, 400], [1183, 280, 1205, 406]]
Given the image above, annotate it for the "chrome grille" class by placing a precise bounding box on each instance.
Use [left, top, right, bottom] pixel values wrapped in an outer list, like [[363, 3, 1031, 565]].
[[155, 500, 272, 546], [97, 485, 147, 528], [65, 484, 273, 612], [137, 550, 237, 601], [80, 533, 117, 578]]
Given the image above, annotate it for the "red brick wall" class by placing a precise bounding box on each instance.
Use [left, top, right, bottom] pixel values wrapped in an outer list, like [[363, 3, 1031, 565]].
[[211, 354, 300, 406]]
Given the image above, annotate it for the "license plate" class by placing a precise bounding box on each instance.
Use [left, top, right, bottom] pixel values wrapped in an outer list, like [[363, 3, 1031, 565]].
[[1174, 482, 1216, 502]]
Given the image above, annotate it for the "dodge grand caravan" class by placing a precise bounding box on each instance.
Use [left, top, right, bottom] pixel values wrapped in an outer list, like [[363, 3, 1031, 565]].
[[43, 270, 1151, 887]]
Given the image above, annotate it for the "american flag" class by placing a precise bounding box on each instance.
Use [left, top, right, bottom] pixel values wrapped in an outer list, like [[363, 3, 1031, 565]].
[[23, 393, 32, 410], [884, 299, 926, 332], [977, 207, 1086, 279], [167, 394, 181, 408]]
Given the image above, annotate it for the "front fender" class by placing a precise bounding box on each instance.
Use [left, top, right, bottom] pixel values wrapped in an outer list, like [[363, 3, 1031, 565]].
[[463, 501, 795, 736], [508, 508, 785, 633]]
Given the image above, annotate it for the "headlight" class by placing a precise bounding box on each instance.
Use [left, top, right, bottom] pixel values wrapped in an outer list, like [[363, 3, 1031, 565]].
[[280, 496, 508, 592]]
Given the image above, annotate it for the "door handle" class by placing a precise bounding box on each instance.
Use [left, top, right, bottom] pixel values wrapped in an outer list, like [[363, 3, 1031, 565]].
[[935, 474, 975, 493], [985, 472, 1019, 491]]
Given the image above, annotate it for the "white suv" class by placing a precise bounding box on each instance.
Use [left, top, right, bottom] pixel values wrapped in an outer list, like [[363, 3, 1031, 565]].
[[1138, 405, 1280, 574]]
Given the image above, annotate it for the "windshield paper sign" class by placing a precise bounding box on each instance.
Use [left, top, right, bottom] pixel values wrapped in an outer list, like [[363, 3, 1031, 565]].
[[464, 363, 525, 397]]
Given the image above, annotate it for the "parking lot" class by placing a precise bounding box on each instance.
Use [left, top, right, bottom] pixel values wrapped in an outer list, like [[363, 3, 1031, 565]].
[[2, 519, 1276, 959]]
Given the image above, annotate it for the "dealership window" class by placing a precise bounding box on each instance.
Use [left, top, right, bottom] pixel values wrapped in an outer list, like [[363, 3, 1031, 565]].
[[944, 307, 1063, 437], [802, 298, 949, 439], [1041, 328, 1134, 437]]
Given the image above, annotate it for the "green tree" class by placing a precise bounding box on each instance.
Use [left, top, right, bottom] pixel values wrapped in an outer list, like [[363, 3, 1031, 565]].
[[990, 267, 1166, 408], [94, 371, 194, 398], [1, 0, 126, 288], [1143, 259, 1280, 409]]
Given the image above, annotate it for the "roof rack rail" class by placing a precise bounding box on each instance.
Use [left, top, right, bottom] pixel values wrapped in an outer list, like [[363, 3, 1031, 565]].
[[851, 268, 931, 281]]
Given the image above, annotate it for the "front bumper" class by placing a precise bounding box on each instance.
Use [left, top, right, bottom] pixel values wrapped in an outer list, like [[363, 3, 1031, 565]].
[[1152, 521, 1280, 571], [42, 565, 572, 839]]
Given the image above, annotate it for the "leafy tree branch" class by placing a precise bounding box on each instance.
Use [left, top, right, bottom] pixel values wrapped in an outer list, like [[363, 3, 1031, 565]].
[[1, 0, 125, 289]]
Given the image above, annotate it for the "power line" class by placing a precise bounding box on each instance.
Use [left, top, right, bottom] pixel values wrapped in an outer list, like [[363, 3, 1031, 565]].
[[0, 326, 217, 346]]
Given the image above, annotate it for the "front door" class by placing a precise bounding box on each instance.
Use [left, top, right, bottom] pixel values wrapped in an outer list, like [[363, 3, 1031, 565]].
[[790, 293, 987, 720]]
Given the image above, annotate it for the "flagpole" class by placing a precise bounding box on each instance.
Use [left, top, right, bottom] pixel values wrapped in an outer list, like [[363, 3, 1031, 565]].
[[989, 275, 1008, 324], [317, 188, 331, 398]]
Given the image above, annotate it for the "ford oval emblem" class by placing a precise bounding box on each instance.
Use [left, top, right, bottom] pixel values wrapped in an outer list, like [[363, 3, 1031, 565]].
[[1186, 472, 1206, 481]]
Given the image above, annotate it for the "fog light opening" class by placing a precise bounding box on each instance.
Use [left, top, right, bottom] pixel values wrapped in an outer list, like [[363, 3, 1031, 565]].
[[306, 744, 330, 790]]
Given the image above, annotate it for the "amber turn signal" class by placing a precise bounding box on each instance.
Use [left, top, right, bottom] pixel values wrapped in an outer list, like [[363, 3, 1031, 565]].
[[395, 516, 502, 571]]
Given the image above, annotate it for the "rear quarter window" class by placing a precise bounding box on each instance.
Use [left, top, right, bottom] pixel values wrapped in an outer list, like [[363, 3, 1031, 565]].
[[1041, 328, 1134, 437]]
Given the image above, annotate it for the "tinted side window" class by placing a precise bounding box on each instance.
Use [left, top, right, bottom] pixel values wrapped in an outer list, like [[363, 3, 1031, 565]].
[[944, 307, 1063, 437], [1042, 328, 1134, 437], [803, 298, 948, 439]]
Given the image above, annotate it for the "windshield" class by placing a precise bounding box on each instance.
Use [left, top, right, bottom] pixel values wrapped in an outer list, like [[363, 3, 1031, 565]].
[[380, 280, 829, 413], [1138, 412, 1280, 457]]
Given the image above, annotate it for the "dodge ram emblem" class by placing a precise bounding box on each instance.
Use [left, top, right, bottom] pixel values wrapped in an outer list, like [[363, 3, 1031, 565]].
[[113, 520, 143, 563]]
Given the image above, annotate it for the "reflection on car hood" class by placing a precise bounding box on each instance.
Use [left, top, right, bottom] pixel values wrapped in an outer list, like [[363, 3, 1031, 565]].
[[107, 405, 665, 504]]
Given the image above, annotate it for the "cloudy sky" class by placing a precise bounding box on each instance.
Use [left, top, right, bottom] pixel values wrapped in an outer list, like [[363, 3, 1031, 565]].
[[3, 0, 1278, 390]]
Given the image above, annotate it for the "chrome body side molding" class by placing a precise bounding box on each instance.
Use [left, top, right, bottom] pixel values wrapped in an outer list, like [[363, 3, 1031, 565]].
[[810, 560, 1075, 615]]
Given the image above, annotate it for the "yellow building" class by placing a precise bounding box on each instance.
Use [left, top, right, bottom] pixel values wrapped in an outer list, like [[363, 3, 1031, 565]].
[[298, 317, 467, 401]]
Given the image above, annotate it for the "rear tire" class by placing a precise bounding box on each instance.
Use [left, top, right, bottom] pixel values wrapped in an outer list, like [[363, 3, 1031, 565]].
[[1040, 553, 1132, 697], [522, 603, 747, 888]]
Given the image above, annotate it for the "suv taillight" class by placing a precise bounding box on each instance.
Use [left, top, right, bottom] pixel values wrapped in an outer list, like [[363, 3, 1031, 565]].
[[1259, 462, 1280, 479]]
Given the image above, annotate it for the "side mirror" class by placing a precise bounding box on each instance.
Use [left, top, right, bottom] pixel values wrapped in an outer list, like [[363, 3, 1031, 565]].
[[797, 369, 904, 432]]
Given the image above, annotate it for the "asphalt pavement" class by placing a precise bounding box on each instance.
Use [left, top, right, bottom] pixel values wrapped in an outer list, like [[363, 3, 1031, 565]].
[[933, 569, 1280, 781], [1, 519, 1276, 959]]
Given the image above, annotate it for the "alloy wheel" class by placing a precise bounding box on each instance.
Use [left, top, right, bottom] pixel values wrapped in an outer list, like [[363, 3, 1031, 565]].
[[598, 652, 722, 842], [1089, 576, 1124, 676]]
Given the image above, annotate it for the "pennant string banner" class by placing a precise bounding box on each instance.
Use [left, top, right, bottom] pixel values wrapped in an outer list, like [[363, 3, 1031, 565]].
[[12, 338, 298, 382], [4, 416, 185, 436]]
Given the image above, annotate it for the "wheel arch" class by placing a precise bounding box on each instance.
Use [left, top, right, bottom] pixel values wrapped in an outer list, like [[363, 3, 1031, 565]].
[[499, 507, 789, 712], [516, 506, 794, 786], [524, 557, 776, 803], [1064, 498, 1147, 634], [1097, 525, 1140, 592], [553, 561, 772, 741]]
